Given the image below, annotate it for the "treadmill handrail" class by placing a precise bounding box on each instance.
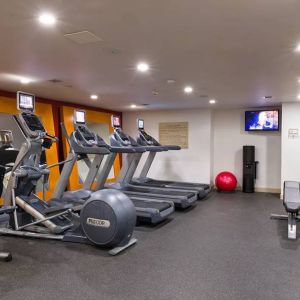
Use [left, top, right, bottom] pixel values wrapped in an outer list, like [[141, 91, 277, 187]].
[[164, 145, 181, 150], [140, 145, 166, 152], [62, 122, 111, 155], [137, 127, 181, 151], [110, 138, 146, 153], [108, 146, 136, 153], [61, 123, 75, 155]]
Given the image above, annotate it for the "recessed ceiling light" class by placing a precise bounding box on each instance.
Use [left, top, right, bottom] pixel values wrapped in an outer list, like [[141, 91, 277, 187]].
[[184, 86, 193, 94], [298, 79, 300, 83], [20, 77, 31, 84], [209, 99, 216, 104], [38, 13, 57, 26], [136, 62, 149, 72], [131, 104, 137, 108], [90, 94, 98, 100], [298, 94, 300, 99], [295, 44, 300, 52]]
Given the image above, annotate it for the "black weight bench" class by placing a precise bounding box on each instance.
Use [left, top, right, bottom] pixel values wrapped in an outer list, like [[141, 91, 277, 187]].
[[271, 181, 300, 239]]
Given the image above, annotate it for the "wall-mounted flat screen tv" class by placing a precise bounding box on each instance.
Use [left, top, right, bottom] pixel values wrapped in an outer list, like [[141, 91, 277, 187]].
[[245, 110, 280, 131]]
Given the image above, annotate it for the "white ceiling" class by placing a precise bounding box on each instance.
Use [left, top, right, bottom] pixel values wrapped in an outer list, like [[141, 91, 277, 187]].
[[0, 0, 300, 111]]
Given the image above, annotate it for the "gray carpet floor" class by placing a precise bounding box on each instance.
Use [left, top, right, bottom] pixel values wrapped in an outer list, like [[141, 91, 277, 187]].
[[0, 191, 299, 300]]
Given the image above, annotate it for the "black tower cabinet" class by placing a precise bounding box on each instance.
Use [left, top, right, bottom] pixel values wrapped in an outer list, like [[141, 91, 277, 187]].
[[243, 146, 258, 193]]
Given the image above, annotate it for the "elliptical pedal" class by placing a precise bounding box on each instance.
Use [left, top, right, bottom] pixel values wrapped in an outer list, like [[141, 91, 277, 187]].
[[0, 252, 12, 262], [108, 237, 137, 256]]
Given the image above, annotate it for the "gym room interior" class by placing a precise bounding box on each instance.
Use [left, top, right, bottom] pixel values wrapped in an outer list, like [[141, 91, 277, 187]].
[[0, 1, 299, 300]]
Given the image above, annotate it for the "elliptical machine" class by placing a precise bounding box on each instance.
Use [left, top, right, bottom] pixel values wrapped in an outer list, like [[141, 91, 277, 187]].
[[0, 173, 14, 261], [0, 92, 137, 255], [0, 130, 17, 262]]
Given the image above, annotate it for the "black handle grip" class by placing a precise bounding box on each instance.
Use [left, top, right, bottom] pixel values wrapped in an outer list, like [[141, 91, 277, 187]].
[[254, 161, 259, 179]]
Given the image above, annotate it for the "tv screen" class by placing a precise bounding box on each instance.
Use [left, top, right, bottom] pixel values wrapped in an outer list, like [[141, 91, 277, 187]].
[[245, 110, 279, 131], [112, 116, 121, 128], [74, 110, 86, 124], [17, 91, 35, 111], [138, 119, 144, 129]]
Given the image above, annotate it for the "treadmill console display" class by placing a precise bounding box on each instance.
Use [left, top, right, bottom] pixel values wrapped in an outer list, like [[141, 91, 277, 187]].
[[74, 110, 86, 124], [138, 119, 144, 130], [22, 113, 45, 133], [112, 116, 121, 128], [136, 118, 154, 144], [112, 115, 131, 145], [17, 92, 35, 112], [73, 110, 103, 146], [78, 126, 97, 143], [116, 128, 130, 142], [142, 131, 153, 143]]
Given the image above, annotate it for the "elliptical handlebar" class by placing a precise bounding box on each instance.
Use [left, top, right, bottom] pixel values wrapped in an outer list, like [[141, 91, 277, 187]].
[[45, 132, 59, 142]]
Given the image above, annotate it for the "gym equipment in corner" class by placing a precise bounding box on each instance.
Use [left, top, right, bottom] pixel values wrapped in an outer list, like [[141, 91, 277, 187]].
[[0, 130, 19, 262], [271, 181, 300, 239], [94, 116, 197, 210], [73, 113, 175, 224], [0, 92, 137, 255], [242, 145, 258, 193], [131, 118, 211, 199], [215, 171, 237, 192]]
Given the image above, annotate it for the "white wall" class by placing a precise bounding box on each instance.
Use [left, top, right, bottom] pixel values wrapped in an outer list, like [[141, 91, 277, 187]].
[[123, 109, 212, 184], [281, 103, 300, 192], [123, 108, 282, 191], [213, 109, 281, 191]]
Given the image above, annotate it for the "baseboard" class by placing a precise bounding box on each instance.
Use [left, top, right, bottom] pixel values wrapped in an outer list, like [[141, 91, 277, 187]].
[[212, 186, 281, 194], [254, 187, 281, 194]]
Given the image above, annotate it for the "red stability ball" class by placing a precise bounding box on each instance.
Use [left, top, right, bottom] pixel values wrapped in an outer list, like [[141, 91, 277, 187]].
[[215, 171, 237, 192]]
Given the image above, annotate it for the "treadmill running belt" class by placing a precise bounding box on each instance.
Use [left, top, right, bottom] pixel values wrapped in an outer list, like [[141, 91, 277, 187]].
[[131, 199, 171, 212], [144, 179, 210, 189], [124, 186, 195, 198], [147, 180, 191, 186]]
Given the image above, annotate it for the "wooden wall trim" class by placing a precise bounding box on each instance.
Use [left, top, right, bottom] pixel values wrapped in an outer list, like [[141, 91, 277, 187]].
[[0, 89, 122, 116]]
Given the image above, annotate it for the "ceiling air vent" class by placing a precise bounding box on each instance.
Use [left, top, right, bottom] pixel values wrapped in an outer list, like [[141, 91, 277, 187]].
[[64, 31, 103, 44], [48, 79, 63, 83]]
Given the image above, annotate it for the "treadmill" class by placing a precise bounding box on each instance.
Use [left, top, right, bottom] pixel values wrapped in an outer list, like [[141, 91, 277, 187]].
[[52, 110, 112, 204], [131, 119, 211, 199], [61, 110, 174, 225], [94, 116, 198, 209]]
